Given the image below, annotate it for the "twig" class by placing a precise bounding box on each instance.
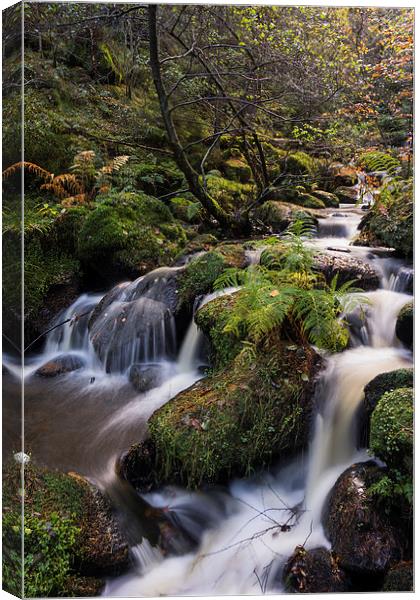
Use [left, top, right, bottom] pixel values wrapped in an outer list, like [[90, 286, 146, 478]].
[[24, 310, 91, 353]]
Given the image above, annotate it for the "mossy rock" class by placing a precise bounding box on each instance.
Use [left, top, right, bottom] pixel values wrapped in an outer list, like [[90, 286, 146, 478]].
[[355, 184, 413, 257], [2, 460, 130, 597], [121, 159, 185, 197], [177, 245, 246, 309], [370, 387, 413, 477], [324, 461, 404, 576], [283, 546, 351, 593], [363, 368, 413, 416], [396, 301, 413, 350], [195, 292, 243, 370], [283, 151, 317, 177], [77, 191, 187, 281], [221, 157, 252, 183], [204, 173, 255, 212], [169, 196, 202, 223], [334, 186, 358, 204], [311, 190, 340, 208], [253, 200, 316, 233], [123, 341, 321, 489], [298, 192, 326, 209]]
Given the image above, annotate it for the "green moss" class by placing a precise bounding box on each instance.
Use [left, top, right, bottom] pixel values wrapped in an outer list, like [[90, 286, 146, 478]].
[[222, 157, 252, 183], [284, 151, 317, 177], [120, 159, 185, 196], [195, 293, 243, 370], [169, 196, 202, 223], [178, 251, 226, 308], [298, 193, 326, 209], [370, 387, 413, 476], [311, 190, 339, 208], [204, 173, 255, 212], [78, 191, 187, 278], [148, 341, 319, 488]]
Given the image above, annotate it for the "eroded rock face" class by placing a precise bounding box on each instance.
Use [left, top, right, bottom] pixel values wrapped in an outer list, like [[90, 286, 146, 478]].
[[334, 186, 358, 204], [396, 301, 413, 350], [35, 353, 85, 377], [323, 462, 403, 576], [382, 561, 413, 591], [282, 546, 351, 593], [313, 253, 380, 290]]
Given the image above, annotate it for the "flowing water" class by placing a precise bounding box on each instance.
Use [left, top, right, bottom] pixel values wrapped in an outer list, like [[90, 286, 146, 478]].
[[2, 203, 413, 596]]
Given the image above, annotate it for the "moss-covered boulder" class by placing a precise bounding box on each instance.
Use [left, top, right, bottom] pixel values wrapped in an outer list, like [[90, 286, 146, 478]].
[[311, 189, 340, 208], [169, 196, 202, 223], [382, 561, 413, 591], [177, 245, 246, 310], [334, 186, 358, 204], [121, 341, 321, 489], [195, 292, 243, 370], [370, 388, 413, 477], [283, 546, 351, 593], [253, 201, 316, 233], [78, 192, 187, 281], [298, 192, 325, 209], [221, 157, 252, 183], [204, 173, 255, 213], [396, 301, 413, 350], [2, 461, 130, 598], [355, 186, 413, 257], [363, 369, 413, 416], [283, 151, 317, 177], [324, 462, 404, 576]]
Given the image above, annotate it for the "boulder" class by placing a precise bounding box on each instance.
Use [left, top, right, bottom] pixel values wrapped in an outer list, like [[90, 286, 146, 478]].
[[370, 388, 413, 477], [334, 186, 358, 204], [313, 253, 380, 290], [129, 364, 164, 393], [323, 461, 404, 576], [121, 340, 322, 489], [221, 157, 252, 183], [283, 546, 351, 593], [88, 267, 182, 372], [35, 353, 85, 377], [311, 189, 340, 208], [357, 368, 413, 447], [2, 461, 131, 598], [253, 201, 317, 233], [396, 301, 413, 350]]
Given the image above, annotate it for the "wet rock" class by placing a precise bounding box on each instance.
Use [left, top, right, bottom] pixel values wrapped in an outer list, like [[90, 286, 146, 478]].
[[283, 546, 352, 593], [330, 164, 358, 187], [253, 201, 317, 233], [396, 301, 413, 350], [88, 267, 182, 372], [324, 462, 404, 576], [129, 364, 163, 393], [313, 253, 380, 290], [122, 340, 322, 489], [35, 353, 85, 377], [382, 561, 413, 591], [335, 186, 358, 204]]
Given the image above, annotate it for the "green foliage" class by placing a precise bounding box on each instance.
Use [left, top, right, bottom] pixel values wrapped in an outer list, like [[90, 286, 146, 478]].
[[358, 151, 401, 175], [169, 196, 202, 223], [214, 221, 364, 352], [118, 159, 185, 196]]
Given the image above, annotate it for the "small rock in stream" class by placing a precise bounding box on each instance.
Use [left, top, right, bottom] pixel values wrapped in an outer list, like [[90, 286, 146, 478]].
[[129, 364, 164, 393], [283, 546, 352, 593], [35, 354, 85, 377]]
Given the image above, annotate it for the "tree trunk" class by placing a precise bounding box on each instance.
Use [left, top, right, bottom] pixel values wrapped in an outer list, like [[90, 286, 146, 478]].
[[148, 5, 248, 235]]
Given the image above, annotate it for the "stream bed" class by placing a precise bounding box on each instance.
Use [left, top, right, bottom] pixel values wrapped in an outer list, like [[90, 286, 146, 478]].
[[3, 204, 413, 595]]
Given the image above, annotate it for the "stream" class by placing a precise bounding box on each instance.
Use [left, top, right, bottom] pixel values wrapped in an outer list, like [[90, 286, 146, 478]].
[[2, 203, 413, 595]]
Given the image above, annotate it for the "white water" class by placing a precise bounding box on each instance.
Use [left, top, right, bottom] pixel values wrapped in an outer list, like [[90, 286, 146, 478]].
[[103, 209, 413, 596], [3, 203, 412, 596]]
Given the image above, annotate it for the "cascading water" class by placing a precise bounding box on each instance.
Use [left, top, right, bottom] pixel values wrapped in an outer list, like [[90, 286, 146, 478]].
[[3, 201, 413, 596]]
